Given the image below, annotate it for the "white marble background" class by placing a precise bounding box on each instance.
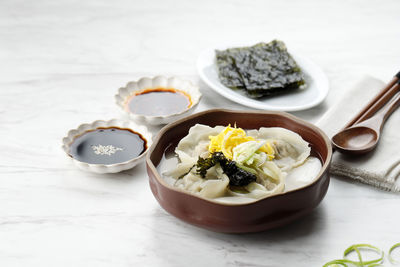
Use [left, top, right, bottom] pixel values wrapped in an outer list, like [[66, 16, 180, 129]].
[[1, 0, 400, 266]]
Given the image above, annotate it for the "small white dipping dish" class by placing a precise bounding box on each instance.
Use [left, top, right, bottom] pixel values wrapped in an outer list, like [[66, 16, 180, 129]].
[[62, 119, 152, 173], [115, 76, 201, 125]]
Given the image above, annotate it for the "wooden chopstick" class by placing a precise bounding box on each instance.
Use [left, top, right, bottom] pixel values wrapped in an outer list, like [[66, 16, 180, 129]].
[[343, 71, 400, 129]]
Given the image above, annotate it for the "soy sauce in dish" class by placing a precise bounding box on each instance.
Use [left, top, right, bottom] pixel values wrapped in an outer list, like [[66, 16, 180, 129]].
[[127, 88, 191, 116], [69, 127, 147, 164]]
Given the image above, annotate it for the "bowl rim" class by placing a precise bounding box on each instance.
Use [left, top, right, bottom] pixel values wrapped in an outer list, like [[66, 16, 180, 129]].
[[115, 75, 202, 120], [62, 118, 152, 169], [146, 108, 332, 206]]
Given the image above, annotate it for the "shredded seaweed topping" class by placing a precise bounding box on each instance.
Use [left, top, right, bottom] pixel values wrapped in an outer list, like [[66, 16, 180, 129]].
[[192, 152, 257, 186], [196, 152, 226, 177], [220, 160, 257, 186]]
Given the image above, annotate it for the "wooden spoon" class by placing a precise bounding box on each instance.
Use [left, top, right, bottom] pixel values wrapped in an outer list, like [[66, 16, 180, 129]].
[[332, 92, 400, 155]]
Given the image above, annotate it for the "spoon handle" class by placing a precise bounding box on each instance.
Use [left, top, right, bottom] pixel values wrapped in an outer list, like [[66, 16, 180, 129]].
[[376, 88, 400, 129], [344, 72, 400, 129]]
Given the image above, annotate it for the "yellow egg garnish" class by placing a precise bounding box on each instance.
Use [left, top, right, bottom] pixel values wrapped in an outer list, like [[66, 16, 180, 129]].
[[208, 125, 274, 160], [259, 142, 275, 159]]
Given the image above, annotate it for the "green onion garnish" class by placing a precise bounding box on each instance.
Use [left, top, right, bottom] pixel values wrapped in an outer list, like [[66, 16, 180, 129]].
[[389, 242, 400, 264], [323, 243, 384, 267], [343, 244, 384, 266]]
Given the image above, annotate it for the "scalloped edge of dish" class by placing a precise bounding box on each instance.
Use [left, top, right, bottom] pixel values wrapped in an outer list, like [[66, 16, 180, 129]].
[[62, 119, 153, 173], [115, 75, 202, 125]]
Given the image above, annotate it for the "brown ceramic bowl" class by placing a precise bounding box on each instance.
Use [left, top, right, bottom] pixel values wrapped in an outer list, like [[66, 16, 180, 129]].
[[146, 109, 332, 233]]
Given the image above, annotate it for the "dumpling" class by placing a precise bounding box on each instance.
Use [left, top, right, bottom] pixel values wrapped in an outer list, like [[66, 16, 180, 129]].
[[199, 174, 229, 198], [247, 127, 310, 171], [256, 161, 286, 188], [164, 124, 223, 179], [174, 165, 229, 198], [228, 180, 285, 199], [175, 124, 224, 160], [174, 172, 203, 192], [163, 153, 197, 179]]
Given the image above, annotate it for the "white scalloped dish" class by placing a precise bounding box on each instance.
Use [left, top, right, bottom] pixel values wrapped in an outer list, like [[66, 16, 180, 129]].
[[115, 76, 201, 125], [62, 119, 152, 173]]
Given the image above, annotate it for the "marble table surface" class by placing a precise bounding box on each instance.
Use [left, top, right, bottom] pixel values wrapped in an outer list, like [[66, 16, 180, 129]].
[[1, 0, 399, 266]]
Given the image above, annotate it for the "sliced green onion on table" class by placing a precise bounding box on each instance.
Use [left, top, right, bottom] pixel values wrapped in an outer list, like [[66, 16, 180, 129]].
[[324, 243, 384, 267], [343, 244, 384, 266], [389, 243, 400, 264]]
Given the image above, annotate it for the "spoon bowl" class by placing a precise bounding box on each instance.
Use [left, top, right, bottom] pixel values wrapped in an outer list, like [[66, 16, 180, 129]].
[[332, 126, 379, 155], [332, 91, 400, 155]]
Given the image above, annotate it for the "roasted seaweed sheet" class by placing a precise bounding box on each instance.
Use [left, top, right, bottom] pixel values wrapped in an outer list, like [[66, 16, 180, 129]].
[[215, 40, 305, 98]]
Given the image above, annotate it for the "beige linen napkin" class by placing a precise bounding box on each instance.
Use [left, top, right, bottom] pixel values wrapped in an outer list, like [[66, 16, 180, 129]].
[[317, 76, 400, 192]]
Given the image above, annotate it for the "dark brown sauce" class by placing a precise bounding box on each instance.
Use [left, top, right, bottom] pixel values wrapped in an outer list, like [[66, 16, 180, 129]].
[[69, 127, 147, 164], [127, 88, 191, 116]]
